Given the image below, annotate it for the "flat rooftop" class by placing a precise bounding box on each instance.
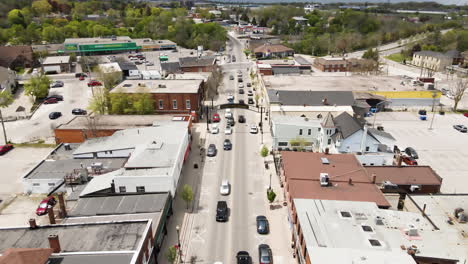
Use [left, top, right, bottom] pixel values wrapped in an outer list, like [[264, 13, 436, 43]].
[[133, 38, 176, 46], [0, 221, 149, 252], [365, 166, 443, 186], [56, 115, 186, 130], [64, 36, 133, 45], [43, 56, 70, 65], [49, 254, 134, 264], [263, 75, 428, 92], [112, 79, 203, 94]]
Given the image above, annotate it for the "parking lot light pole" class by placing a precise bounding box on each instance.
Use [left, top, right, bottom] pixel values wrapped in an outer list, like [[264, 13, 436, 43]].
[[429, 92, 437, 130], [372, 101, 386, 128]]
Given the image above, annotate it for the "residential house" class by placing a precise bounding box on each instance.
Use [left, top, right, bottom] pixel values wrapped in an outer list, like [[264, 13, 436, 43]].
[[0, 66, 17, 94], [291, 199, 466, 264], [179, 56, 216, 72], [412, 50, 464, 72], [271, 116, 321, 151], [314, 57, 349, 72], [254, 44, 294, 59], [42, 56, 71, 73], [0, 45, 34, 69], [292, 16, 308, 26], [111, 79, 204, 117]]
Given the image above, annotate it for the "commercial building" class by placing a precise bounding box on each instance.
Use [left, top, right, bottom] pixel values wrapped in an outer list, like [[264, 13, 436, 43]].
[[32, 43, 65, 55], [412, 50, 464, 72], [64, 37, 141, 55], [0, 66, 17, 94], [42, 56, 71, 73], [291, 199, 466, 264], [0, 220, 156, 264], [254, 43, 294, 59], [98, 62, 123, 82], [134, 39, 177, 51], [179, 56, 216, 72], [111, 79, 204, 116], [118, 61, 141, 79], [314, 57, 348, 72]]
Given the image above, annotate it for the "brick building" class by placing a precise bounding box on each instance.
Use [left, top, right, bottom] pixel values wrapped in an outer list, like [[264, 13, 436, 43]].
[[314, 57, 348, 72], [179, 56, 216, 72]]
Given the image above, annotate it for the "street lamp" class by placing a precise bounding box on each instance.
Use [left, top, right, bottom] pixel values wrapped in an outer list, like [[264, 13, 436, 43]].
[[429, 92, 438, 130], [176, 225, 183, 262]]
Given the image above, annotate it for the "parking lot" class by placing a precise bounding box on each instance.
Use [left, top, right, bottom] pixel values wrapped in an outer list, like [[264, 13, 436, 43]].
[[370, 111, 468, 193]]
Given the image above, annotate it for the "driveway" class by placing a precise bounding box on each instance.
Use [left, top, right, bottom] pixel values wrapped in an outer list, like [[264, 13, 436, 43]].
[[370, 111, 468, 193]]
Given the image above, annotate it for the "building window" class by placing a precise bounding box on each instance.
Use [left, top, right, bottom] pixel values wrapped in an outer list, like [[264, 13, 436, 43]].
[[327, 139, 331, 145], [369, 239, 382, 247], [172, 100, 177, 109], [119, 186, 126, 193], [186, 100, 191, 109], [362, 225, 373, 232], [299, 129, 303, 135], [48, 183, 55, 186], [136, 186, 145, 193], [308, 129, 311, 135], [278, 142, 288, 147], [159, 100, 164, 109], [340, 211, 352, 218]]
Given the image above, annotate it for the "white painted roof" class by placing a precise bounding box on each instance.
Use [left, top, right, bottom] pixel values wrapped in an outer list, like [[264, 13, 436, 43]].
[[112, 79, 202, 94], [98, 63, 122, 73], [43, 56, 70, 65]]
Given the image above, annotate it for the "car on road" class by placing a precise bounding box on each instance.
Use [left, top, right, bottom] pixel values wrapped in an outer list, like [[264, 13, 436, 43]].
[[0, 144, 13, 155], [238, 115, 246, 123], [258, 244, 273, 264], [87, 80, 102, 87], [46, 95, 64, 101], [44, 98, 58, 104], [256, 215, 270, 234], [250, 124, 258, 134], [36, 196, 57, 216], [212, 113, 221, 122], [229, 75, 234, 80], [211, 124, 220, 134], [50, 81, 64, 88], [227, 94, 234, 103], [145, 61, 154, 66], [49, 112, 62, 120], [207, 144, 217, 157], [239, 89, 244, 94], [232, 56, 236, 62], [248, 98, 254, 104], [402, 155, 418, 166], [239, 99, 245, 104], [75, 73, 87, 78], [72, 108, 87, 115], [247, 82, 251, 87], [225, 109, 232, 118], [225, 125, 232, 135], [404, 147, 419, 159], [227, 117, 235, 126], [223, 139, 232, 150], [238, 78, 243, 82], [453, 124, 467, 133], [216, 201, 228, 222], [247, 90, 253, 96], [79, 75, 85, 81], [236, 251, 252, 264], [238, 83, 244, 88], [220, 180, 230, 195]]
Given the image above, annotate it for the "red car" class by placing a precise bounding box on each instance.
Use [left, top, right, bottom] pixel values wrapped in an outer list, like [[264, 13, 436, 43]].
[[402, 156, 418, 166], [44, 98, 58, 104], [212, 113, 221, 122], [36, 196, 57, 216], [87, 80, 102, 87], [0, 144, 13, 155], [79, 75, 85, 81], [464, 113, 468, 118]]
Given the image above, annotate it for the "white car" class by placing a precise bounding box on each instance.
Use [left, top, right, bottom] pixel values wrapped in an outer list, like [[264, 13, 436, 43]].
[[211, 124, 219, 134], [250, 124, 258, 134], [227, 94, 234, 102], [225, 109, 232, 118], [238, 83, 244, 88], [247, 90, 253, 96], [220, 180, 230, 195], [146, 61, 154, 66], [225, 125, 232, 135]]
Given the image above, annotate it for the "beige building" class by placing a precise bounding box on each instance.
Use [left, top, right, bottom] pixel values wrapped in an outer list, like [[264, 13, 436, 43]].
[[411, 51, 459, 72]]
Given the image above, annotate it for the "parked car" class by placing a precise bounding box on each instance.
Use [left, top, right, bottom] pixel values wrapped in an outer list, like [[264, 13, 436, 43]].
[[239, 99, 245, 104], [46, 94, 63, 101], [75, 73, 87, 78], [44, 98, 58, 104], [227, 117, 235, 126], [223, 139, 232, 150], [212, 113, 221, 123], [402, 156, 418, 166], [258, 244, 273, 264], [247, 82, 251, 87], [0, 144, 13, 155], [247, 90, 253, 96], [225, 109, 233, 118], [225, 125, 233, 135], [227, 94, 234, 103], [87, 80, 102, 87], [238, 78, 243, 82], [207, 144, 217, 157], [220, 180, 230, 195], [404, 147, 419, 159], [238, 115, 246, 123], [239, 89, 245, 94], [256, 215, 270, 234], [248, 98, 254, 104], [72, 108, 87, 115], [464, 113, 468, 118], [216, 201, 228, 222], [36, 196, 57, 216], [453, 124, 467, 133], [145, 61, 154, 66], [238, 83, 244, 88], [211, 124, 220, 134], [236, 251, 252, 264], [250, 124, 258, 134], [49, 112, 62, 120], [50, 81, 64, 88], [229, 75, 234, 80]]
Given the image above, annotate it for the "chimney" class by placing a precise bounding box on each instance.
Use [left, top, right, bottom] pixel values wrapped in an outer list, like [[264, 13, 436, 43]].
[[397, 154, 403, 167], [348, 178, 353, 185], [110, 180, 116, 193], [48, 235, 61, 253], [48, 207, 56, 225], [372, 173, 376, 184], [29, 218, 37, 229], [58, 192, 67, 218], [322, 98, 328, 105], [360, 125, 368, 154], [325, 147, 329, 154]]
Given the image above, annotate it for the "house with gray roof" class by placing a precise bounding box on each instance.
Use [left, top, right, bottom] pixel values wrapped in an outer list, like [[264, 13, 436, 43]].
[[179, 56, 216, 72]]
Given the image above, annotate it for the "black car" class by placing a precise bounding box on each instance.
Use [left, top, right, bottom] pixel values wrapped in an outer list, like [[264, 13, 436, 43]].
[[238, 78, 243, 82], [75, 73, 87, 78], [207, 144, 217, 157], [247, 82, 251, 87], [239, 99, 245, 104], [238, 115, 246, 123], [223, 139, 232, 150], [256, 215, 270, 234], [258, 244, 273, 264], [72, 108, 87, 115], [239, 89, 245, 94], [248, 98, 254, 104], [49, 112, 62, 120], [46, 95, 64, 101], [227, 118, 235, 126], [236, 251, 252, 264], [404, 147, 419, 159], [216, 201, 228, 222]]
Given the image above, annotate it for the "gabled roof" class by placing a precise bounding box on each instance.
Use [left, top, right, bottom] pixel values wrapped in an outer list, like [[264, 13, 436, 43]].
[[0, 46, 34, 68], [367, 128, 395, 141], [321, 112, 335, 128], [254, 44, 294, 54], [161, 62, 181, 73], [333, 112, 362, 139], [179, 56, 216, 67], [0, 248, 53, 264]]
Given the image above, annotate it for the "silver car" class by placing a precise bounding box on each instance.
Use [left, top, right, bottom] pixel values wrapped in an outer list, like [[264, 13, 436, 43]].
[[207, 144, 217, 157], [258, 244, 272, 264]]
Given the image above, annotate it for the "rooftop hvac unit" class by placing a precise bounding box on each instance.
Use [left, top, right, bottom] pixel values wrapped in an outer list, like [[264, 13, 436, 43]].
[[454, 208, 467, 223], [410, 185, 421, 192], [383, 181, 398, 189], [375, 216, 384, 225], [319, 173, 329, 187], [91, 162, 103, 170], [407, 224, 418, 236], [158, 84, 166, 88], [64, 143, 72, 151]]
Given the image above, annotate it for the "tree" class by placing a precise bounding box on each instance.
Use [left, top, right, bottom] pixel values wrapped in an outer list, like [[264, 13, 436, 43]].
[[362, 48, 379, 61], [7, 9, 25, 26], [32, 0, 52, 16], [166, 246, 177, 263], [267, 189, 276, 204], [181, 184, 194, 210], [450, 77, 468, 111], [260, 145, 269, 158], [289, 137, 309, 151], [133, 89, 155, 114], [251, 17, 257, 25], [88, 88, 108, 114], [24, 75, 50, 101], [96, 69, 121, 90], [0, 91, 14, 144]]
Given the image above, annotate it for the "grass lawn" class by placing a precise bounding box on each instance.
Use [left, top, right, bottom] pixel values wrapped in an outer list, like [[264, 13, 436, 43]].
[[385, 53, 409, 63]]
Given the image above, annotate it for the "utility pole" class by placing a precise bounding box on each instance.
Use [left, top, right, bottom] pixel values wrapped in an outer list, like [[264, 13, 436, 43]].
[[0, 109, 7, 144], [206, 105, 209, 131], [429, 92, 437, 130]]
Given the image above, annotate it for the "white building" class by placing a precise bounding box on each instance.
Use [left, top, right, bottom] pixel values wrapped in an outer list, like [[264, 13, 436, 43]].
[[0, 66, 16, 94], [98, 62, 123, 82]]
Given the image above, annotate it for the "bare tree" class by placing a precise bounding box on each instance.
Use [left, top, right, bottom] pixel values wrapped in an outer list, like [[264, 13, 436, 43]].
[[450, 77, 468, 111], [205, 65, 222, 99]]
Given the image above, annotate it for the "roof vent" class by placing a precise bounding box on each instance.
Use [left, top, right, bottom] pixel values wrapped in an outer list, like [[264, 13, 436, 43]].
[[375, 216, 384, 225], [406, 224, 418, 236], [319, 173, 329, 187], [322, 98, 329, 105], [158, 84, 167, 88], [320, 158, 330, 164]]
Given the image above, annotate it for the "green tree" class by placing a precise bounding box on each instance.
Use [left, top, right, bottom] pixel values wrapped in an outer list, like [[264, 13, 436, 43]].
[[260, 145, 269, 158], [24, 75, 50, 100], [109, 91, 130, 114], [362, 48, 379, 61], [267, 189, 276, 204], [7, 9, 25, 26], [181, 184, 194, 210], [133, 89, 154, 115], [32, 0, 52, 16], [0, 91, 14, 144], [88, 88, 108, 114], [251, 17, 257, 25], [289, 137, 309, 151], [166, 246, 177, 263]]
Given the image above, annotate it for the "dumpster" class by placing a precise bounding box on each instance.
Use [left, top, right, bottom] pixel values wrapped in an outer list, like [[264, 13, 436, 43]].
[[419, 115, 427, 121]]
